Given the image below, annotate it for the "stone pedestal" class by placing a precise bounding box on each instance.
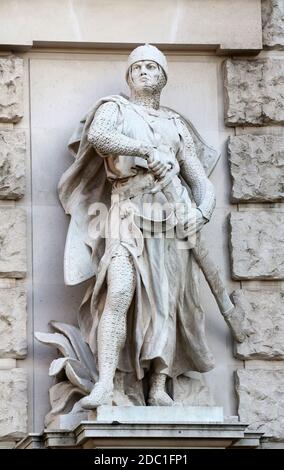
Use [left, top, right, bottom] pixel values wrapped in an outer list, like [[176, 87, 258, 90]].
[[16, 405, 263, 449], [89, 405, 224, 424], [45, 405, 223, 432], [17, 421, 263, 449]]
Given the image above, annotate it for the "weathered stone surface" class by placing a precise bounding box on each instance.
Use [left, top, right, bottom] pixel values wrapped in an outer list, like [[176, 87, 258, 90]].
[[0, 56, 23, 123], [236, 369, 284, 439], [0, 131, 26, 199], [228, 134, 284, 202], [230, 211, 284, 279], [172, 374, 215, 406], [0, 369, 27, 439], [0, 288, 27, 358], [0, 209, 26, 278], [232, 289, 284, 359], [262, 0, 284, 49], [224, 59, 284, 126]]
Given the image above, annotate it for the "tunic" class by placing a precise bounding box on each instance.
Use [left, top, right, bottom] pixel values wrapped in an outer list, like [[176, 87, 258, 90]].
[[82, 96, 215, 379]]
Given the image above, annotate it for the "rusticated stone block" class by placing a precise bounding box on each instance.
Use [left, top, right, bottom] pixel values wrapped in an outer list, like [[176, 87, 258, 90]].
[[236, 369, 284, 439], [0, 288, 27, 358], [0, 369, 27, 439], [224, 59, 284, 126], [0, 131, 26, 199], [230, 211, 284, 280], [0, 209, 26, 278], [228, 134, 284, 202], [232, 289, 284, 359], [0, 56, 23, 123], [262, 0, 284, 49]]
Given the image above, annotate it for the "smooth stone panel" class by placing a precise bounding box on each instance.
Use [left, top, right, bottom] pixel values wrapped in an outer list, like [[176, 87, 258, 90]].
[[89, 405, 224, 424], [0, 0, 262, 52]]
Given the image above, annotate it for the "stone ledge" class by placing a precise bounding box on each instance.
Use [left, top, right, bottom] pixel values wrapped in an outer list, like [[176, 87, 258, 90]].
[[0, 1, 263, 53], [260, 439, 284, 449], [16, 422, 263, 449]]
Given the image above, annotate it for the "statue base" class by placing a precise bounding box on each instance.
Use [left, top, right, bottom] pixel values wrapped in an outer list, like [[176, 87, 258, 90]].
[[47, 405, 223, 431], [21, 406, 263, 449], [17, 411, 263, 449], [89, 405, 224, 424]]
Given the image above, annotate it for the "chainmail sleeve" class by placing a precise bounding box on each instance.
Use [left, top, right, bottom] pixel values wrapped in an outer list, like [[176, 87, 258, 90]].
[[176, 118, 216, 222], [87, 101, 152, 158]]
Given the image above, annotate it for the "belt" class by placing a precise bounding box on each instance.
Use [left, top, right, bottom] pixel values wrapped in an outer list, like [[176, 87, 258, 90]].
[[112, 169, 179, 200]]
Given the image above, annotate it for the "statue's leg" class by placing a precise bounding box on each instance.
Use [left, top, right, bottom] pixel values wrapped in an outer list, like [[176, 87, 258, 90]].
[[148, 368, 173, 406], [81, 248, 136, 409]]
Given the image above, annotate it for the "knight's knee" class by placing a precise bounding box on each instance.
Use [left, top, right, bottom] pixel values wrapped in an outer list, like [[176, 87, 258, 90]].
[[107, 253, 136, 306]]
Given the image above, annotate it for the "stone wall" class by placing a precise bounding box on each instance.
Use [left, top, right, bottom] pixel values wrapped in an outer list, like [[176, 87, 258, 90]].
[[0, 56, 27, 446], [224, 0, 284, 447], [262, 0, 284, 49], [0, 0, 282, 449]]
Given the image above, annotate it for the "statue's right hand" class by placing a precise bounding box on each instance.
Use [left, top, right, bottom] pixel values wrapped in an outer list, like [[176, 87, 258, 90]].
[[148, 149, 172, 179], [147, 147, 172, 180]]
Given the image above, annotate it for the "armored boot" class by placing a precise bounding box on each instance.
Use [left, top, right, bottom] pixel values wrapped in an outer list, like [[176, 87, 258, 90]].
[[148, 372, 173, 406]]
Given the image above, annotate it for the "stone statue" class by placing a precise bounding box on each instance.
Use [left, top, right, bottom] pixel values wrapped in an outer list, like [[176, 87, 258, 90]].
[[38, 45, 245, 418]]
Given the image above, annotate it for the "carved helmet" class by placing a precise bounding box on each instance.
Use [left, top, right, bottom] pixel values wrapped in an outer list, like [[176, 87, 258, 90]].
[[126, 44, 168, 81]]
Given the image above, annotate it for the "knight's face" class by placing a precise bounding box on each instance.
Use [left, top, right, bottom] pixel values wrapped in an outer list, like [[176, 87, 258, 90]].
[[129, 60, 165, 92]]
